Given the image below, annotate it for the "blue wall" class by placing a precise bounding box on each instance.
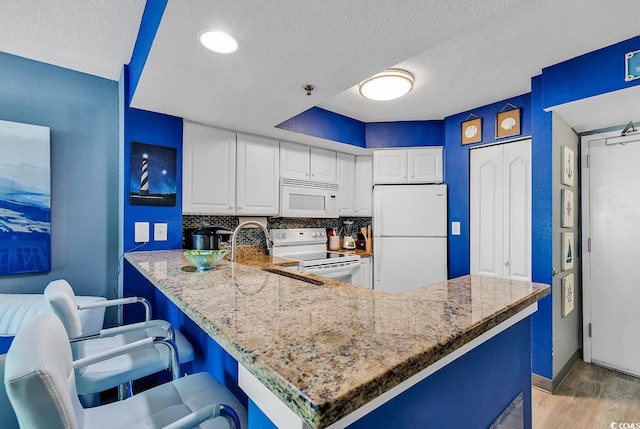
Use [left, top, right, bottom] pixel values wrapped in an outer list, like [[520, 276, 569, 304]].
[[444, 93, 532, 278], [541, 35, 640, 109], [529, 76, 553, 378], [122, 66, 183, 252], [277, 107, 366, 148], [365, 120, 443, 148], [0, 52, 119, 297], [276, 107, 444, 148], [128, 0, 168, 103]]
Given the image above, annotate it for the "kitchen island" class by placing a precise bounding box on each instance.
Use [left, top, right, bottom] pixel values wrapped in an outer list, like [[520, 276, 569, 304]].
[[124, 250, 549, 429]]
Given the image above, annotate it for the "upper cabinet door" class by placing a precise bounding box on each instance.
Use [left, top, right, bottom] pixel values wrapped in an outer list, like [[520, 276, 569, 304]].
[[280, 142, 310, 180], [182, 122, 236, 214], [354, 155, 373, 216], [310, 147, 337, 182], [373, 150, 407, 184], [336, 153, 355, 216], [374, 148, 443, 184], [408, 147, 443, 183], [237, 134, 279, 216]]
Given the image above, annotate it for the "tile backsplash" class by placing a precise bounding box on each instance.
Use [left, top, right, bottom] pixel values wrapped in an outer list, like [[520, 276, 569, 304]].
[[183, 215, 372, 248]]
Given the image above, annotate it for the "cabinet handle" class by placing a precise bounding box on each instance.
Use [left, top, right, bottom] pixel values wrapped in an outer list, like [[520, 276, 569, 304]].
[[503, 261, 509, 266]]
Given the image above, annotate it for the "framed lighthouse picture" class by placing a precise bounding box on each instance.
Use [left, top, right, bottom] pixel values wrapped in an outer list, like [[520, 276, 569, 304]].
[[129, 142, 177, 206]]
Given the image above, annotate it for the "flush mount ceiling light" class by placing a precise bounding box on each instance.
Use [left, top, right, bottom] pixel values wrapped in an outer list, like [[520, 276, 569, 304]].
[[358, 69, 414, 101], [199, 31, 239, 54]]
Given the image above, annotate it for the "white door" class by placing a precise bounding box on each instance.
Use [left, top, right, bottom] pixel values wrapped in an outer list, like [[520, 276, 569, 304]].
[[470, 139, 531, 281], [408, 147, 443, 183], [373, 150, 407, 184], [280, 142, 310, 180], [373, 185, 447, 237], [374, 237, 447, 293], [310, 147, 337, 182], [182, 122, 236, 214], [354, 156, 373, 216], [336, 153, 355, 216], [236, 134, 279, 216], [583, 132, 640, 376]]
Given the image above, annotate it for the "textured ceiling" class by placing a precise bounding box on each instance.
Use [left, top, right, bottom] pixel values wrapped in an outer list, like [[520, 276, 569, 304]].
[[0, 0, 145, 80], [130, 0, 640, 148], [2, 1, 639, 149]]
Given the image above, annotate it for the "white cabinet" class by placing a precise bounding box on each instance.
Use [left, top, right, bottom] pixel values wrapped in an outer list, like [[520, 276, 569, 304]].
[[310, 147, 337, 182], [236, 134, 279, 216], [373, 147, 443, 184], [183, 123, 279, 216], [336, 153, 355, 216], [280, 142, 337, 182], [353, 257, 373, 289], [279, 142, 309, 180], [354, 156, 373, 216], [183, 122, 236, 214], [470, 139, 531, 281]]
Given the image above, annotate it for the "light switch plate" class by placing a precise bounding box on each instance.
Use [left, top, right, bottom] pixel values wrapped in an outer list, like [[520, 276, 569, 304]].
[[154, 223, 168, 241], [134, 222, 150, 243], [451, 222, 461, 236]]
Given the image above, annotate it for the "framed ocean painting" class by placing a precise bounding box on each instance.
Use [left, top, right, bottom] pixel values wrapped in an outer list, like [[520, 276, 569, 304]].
[[0, 120, 51, 275]]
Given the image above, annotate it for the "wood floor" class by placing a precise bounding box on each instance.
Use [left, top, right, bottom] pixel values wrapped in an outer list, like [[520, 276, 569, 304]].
[[533, 360, 640, 428]]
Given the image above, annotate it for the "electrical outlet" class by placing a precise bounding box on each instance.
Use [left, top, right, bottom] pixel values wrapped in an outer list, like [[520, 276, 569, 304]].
[[451, 222, 461, 236], [134, 222, 150, 243], [154, 223, 168, 241]]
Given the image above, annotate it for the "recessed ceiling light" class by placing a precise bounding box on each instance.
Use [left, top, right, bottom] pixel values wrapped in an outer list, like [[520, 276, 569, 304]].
[[358, 69, 414, 101], [199, 31, 239, 54]]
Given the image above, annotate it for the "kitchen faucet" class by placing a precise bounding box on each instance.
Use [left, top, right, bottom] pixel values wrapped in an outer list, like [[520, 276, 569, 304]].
[[230, 221, 271, 262]]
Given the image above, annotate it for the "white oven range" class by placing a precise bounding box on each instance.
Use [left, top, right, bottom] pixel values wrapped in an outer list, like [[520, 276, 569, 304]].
[[269, 228, 362, 285]]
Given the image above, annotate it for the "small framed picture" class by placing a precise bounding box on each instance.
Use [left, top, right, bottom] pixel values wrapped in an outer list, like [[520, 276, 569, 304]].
[[561, 232, 574, 271], [561, 146, 575, 186], [561, 189, 574, 228], [496, 108, 521, 138], [461, 117, 482, 145], [561, 273, 575, 317]]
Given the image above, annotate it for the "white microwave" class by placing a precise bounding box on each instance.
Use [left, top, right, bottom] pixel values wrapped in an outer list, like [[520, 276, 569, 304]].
[[279, 178, 339, 218]]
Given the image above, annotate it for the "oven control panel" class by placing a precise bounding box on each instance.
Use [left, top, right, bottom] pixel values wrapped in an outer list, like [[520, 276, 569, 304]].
[[270, 228, 327, 247]]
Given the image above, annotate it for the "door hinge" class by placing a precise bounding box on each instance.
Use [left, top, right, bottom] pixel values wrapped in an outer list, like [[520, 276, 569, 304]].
[[587, 153, 591, 168], [588, 323, 592, 337], [588, 237, 591, 252]]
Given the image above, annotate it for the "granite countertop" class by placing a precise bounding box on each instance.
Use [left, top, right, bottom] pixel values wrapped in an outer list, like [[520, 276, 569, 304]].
[[125, 250, 549, 429]]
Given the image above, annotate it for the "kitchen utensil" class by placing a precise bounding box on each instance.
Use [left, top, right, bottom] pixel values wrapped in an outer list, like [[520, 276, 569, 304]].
[[183, 249, 229, 271], [366, 225, 373, 252], [328, 235, 340, 251]]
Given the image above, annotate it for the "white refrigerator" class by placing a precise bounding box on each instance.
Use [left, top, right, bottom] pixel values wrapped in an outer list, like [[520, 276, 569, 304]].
[[373, 184, 447, 293]]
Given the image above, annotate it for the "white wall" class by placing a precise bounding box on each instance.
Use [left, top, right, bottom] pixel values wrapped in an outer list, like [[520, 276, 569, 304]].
[[552, 113, 581, 379]]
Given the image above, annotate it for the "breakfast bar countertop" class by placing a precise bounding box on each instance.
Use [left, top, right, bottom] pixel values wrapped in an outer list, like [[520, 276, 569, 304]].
[[125, 250, 549, 429]]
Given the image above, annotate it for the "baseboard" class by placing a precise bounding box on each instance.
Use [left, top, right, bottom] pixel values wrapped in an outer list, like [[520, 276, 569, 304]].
[[532, 349, 581, 393]]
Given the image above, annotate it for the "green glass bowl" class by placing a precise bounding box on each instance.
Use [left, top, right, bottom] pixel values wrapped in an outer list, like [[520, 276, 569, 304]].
[[183, 249, 229, 271]]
